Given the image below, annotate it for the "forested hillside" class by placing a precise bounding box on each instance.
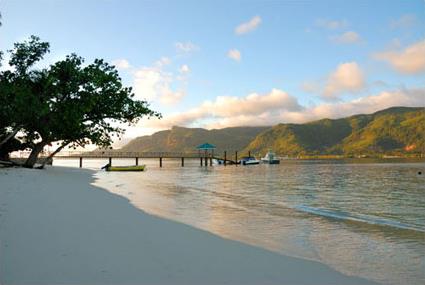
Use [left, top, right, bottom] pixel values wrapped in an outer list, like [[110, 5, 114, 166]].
[[121, 126, 269, 153], [243, 107, 424, 156], [122, 107, 425, 157]]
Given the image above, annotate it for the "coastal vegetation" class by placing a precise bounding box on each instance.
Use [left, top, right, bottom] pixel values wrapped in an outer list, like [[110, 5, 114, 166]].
[[123, 107, 424, 157], [244, 107, 424, 156], [121, 126, 268, 153], [0, 36, 161, 168]]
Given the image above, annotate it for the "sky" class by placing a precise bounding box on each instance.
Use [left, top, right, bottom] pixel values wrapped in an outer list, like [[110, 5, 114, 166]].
[[1, 0, 424, 145]]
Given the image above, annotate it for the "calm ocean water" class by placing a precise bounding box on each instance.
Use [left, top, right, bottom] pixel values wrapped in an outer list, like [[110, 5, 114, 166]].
[[55, 158, 425, 285]]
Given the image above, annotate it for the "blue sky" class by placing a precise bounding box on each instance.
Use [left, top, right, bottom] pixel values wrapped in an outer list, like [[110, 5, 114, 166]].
[[1, 0, 424, 141]]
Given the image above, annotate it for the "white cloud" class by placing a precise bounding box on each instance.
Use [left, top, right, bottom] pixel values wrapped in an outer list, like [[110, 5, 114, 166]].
[[390, 14, 417, 29], [179, 64, 190, 74], [316, 18, 347, 30], [145, 88, 303, 128], [112, 59, 131, 70], [305, 87, 425, 121], [323, 62, 365, 99], [155, 57, 171, 67], [301, 81, 321, 93], [133, 67, 163, 101], [159, 89, 186, 105], [331, 31, 362, 44], [175, 42, 199, 53], [235, 16, 262, 35], [206, 89, 302, 116], [128, 57, 186, 105], [133, 67, 185, 105], [227, 49, 241, 62], [143, 86, 425, 131], [374, 39, 425, 74]]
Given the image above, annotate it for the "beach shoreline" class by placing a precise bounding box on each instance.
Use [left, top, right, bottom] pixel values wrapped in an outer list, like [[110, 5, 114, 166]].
[[0, 166, 378, 285]]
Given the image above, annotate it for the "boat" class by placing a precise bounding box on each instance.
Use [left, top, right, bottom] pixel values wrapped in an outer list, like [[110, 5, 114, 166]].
[[239, 156, 260, 165], [213, 159, 225, 165], [213, 158, 238, 165], [103, 164, 146, 172], [261, 150, 280, 164]]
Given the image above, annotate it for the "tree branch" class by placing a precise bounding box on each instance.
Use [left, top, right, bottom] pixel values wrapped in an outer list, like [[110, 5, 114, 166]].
[[0, 128, 20, 149], [37, 140, 71, 169]]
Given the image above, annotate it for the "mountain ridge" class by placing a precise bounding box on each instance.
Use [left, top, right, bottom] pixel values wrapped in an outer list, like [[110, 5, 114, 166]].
[[121, 126, 270, 153], [243, 106, 424, 156], [122, 106, 425, 156]]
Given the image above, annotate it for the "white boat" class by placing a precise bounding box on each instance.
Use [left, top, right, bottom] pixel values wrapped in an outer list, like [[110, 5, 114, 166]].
[[261, 150, 280, 164], [213, 158, 224, 165], [239, 156, 260, 165]]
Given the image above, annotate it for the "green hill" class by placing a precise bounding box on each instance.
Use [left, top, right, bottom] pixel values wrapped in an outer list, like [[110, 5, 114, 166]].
[[121, 107, 424, 157], [121, 126, 269, 153], [243, 107, 425, 156]]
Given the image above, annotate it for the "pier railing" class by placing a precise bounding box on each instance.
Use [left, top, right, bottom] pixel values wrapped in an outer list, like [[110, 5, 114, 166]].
[[53, 151, 209, 159], [12, 150, 239, 167], [15, 150, 212, 159]]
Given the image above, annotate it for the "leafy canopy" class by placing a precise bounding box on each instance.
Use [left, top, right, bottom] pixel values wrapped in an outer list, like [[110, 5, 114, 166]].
[[0, 35, 161, 166]]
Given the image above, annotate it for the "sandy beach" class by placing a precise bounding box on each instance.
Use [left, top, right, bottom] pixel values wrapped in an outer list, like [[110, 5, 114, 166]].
[[0, 167, 377, 285]]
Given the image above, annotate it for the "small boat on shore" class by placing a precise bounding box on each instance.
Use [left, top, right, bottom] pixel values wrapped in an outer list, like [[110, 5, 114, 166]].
[[102, 164, 146, 172], [239, 156, 260, 165], [261, 150, 280, 164]]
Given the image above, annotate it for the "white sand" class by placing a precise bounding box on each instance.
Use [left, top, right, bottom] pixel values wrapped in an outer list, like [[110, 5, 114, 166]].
[[0, 167, 377, 285]]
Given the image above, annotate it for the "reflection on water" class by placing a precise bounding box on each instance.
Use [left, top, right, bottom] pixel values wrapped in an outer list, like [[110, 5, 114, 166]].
[[55, 158, 425, 285]]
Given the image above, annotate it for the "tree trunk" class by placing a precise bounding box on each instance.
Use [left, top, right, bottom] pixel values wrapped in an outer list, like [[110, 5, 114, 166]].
[[0, 128, 19, 150], [0, 160, 18, 167], [37, 141, 70, 169], [24, 142, 47, 168]]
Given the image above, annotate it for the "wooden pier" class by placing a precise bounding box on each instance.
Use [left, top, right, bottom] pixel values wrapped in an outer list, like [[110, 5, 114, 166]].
[[36, 151, 241, 168]]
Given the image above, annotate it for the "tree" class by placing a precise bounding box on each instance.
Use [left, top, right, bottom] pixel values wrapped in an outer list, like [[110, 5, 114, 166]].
[[0, 36, 50, 150], [0, 36, 161, 168]]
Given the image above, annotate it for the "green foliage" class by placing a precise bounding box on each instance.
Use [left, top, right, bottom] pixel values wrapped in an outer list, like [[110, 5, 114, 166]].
[[0, 36, 161, 167], [244, 107, 425, 156], [8, 36, 50, 74], [122, 126, 269, 153], [0, 36, 51, 154], [122, 107, 424, 157]]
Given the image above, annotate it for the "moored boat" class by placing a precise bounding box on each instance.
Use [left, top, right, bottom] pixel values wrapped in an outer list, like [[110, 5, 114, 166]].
[[261, 150, 280, 164], [239, 156, 260, 165], [103, 165, 146, 171]]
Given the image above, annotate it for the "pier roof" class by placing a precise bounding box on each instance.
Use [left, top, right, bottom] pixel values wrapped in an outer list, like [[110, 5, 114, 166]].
[[196, 143, 216, 150]]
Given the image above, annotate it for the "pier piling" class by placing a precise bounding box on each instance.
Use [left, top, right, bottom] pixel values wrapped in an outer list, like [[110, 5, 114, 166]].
[[55, 150, 245, 168]]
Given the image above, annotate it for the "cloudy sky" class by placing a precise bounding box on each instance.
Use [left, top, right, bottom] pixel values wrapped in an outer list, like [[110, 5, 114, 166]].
[[1, 0, 424, 144]]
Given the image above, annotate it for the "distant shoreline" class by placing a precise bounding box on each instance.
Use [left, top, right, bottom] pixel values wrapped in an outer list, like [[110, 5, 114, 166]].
[[291, 156, 425, 161]]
